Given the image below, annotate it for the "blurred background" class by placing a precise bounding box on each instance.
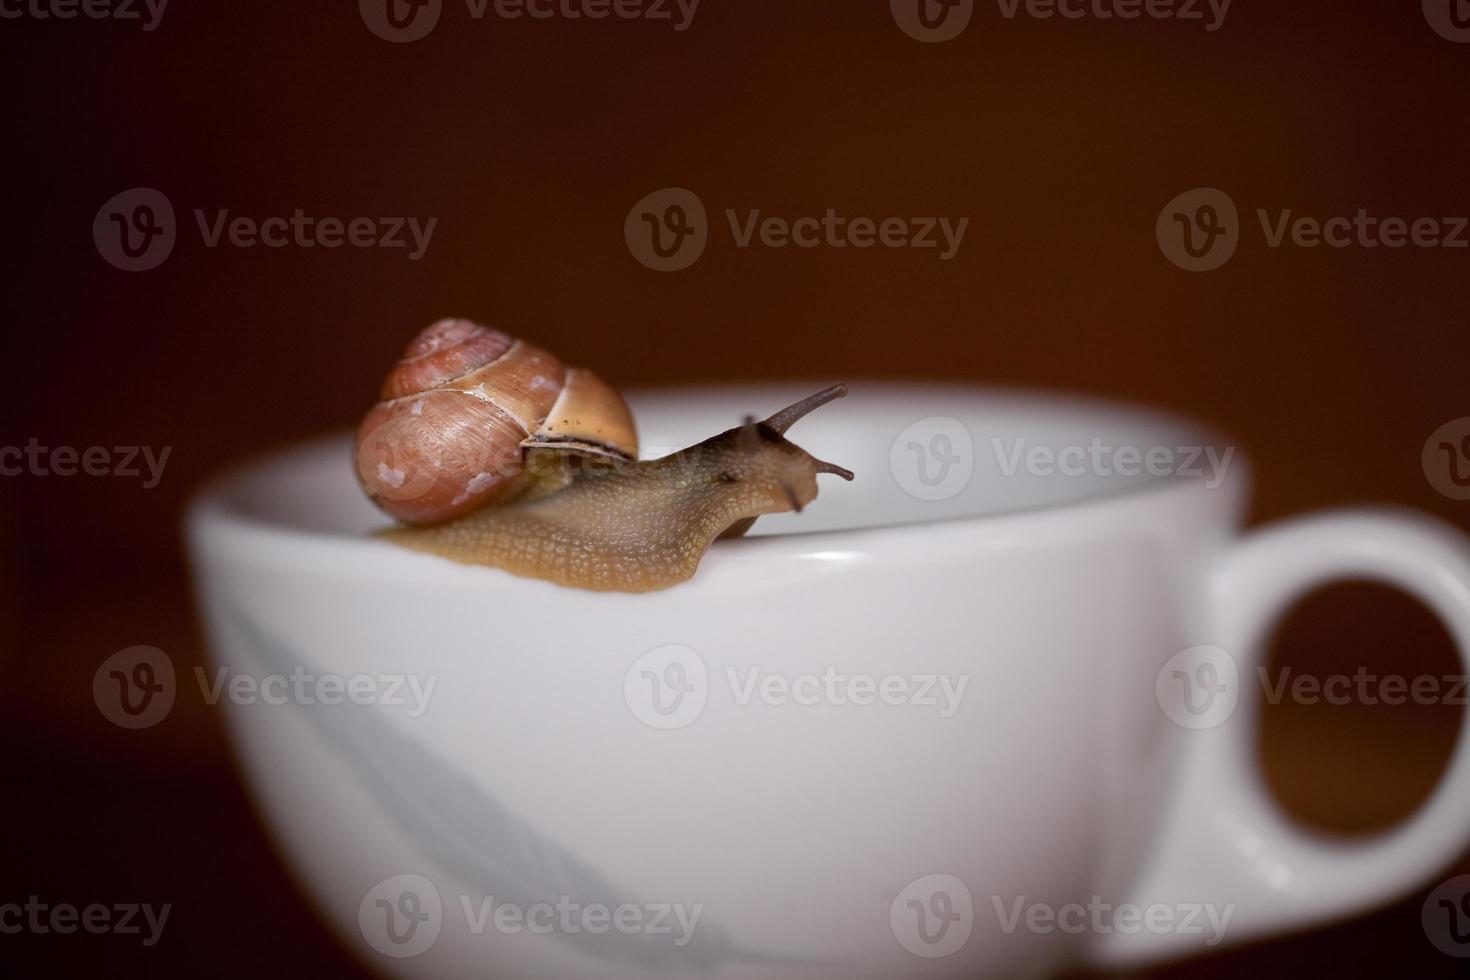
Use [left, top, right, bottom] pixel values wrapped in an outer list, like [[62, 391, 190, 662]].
[[3, 0, 1468, 975]]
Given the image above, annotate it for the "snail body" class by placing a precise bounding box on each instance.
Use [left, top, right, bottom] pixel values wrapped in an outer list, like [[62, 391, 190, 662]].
[[356, 320, 853, 592]]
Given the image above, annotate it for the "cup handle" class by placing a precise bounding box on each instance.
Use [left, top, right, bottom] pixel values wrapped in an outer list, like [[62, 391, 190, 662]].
[[1089, 507, 1470, 966]]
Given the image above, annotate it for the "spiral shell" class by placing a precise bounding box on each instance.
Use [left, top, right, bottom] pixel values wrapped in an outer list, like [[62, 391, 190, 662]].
[[355, 318, 637, 525]]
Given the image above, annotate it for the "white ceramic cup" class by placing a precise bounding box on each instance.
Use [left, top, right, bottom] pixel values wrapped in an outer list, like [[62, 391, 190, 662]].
[[186, 384, 1470, 979]]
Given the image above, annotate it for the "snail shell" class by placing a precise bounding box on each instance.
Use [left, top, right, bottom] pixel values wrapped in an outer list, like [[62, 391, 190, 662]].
[[355, 318, 637, 525]]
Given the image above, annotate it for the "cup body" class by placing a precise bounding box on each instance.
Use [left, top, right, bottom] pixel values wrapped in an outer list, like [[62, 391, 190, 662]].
[[187, 384, 1245, 979]]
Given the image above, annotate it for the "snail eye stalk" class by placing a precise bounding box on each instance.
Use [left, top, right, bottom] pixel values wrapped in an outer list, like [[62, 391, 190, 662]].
[[763, 384, 848, 435]]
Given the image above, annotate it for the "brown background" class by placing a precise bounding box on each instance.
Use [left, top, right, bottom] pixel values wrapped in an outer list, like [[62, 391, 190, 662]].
[[3, 0, 1469, 975]]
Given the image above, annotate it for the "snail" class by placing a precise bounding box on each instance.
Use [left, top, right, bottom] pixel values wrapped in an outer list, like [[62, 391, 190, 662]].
[[355, 318, 854, 592]]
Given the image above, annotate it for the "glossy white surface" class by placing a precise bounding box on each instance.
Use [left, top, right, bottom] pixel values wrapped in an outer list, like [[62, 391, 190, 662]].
[[186, 384, 1470, 978]]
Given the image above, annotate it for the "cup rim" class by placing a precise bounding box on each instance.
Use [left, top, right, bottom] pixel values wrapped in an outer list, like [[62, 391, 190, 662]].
[[185, 382, 1249, 578]]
